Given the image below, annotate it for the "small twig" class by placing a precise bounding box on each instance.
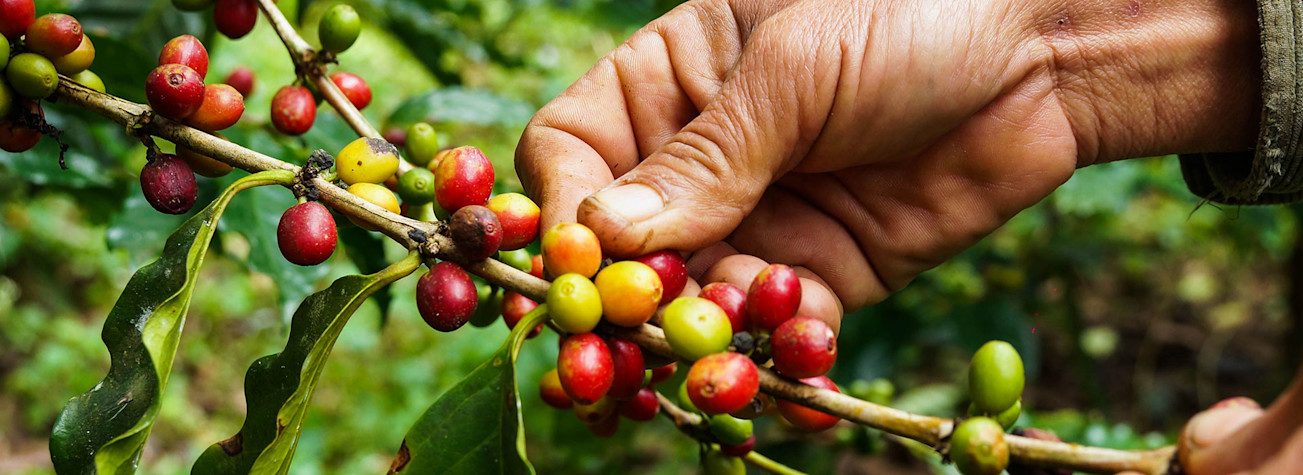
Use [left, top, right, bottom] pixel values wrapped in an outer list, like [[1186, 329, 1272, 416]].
[[655, 392, 808, 475]]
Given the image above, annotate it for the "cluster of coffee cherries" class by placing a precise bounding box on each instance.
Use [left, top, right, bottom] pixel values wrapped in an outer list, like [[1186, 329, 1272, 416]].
[[139, 34, 247, 215], [949, 340, 1027, 475], [269, 4, 371, 136], [0, 2, 103, 153]]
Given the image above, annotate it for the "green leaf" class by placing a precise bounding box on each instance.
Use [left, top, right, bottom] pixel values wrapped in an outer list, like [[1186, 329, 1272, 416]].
[[49, 170, 295, 475], [390, 305, 548, 475], [192, 252, 422, 475], [337, 226, 393, 327], [387, 87, 534, 128]]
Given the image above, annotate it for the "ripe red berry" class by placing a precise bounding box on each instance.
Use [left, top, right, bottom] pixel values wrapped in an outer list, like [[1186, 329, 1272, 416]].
[[539, 368, 572, 409], [631, 250, 687, 299], [618, 388, 659, 422], [685, 352, 759, 415], [224, 66, 255, 97], [213, 0, 256, 39], [747, 264, 801, 332], [447, 205, 502, 261], [270, 85, 316, 135], [770, 316, 837, 378], [500, 291, 541, 338], [606, 338, 645, 400], [159, 35, 209, 79], [140, 154, 198, 215], [557, 333, 614, 405], [145, 64, 205, 120], [719, 435, 755, 457], [699, 282, 748, 334], [528, 254, 545, 279], [276, 202, 337, 266], [0, 0, 35, 39], [433, 145, 494, 212], [329, 71, 371, 110], [185, 84, 244, 131], [646, 362, 677, 386], [776, 376, 841, 431], [25, 13, 81, 57], [415, 262, 478, 332], [485, 193, 540, 251], [540, 222, 602, 279], [0, 100, 42, 153]]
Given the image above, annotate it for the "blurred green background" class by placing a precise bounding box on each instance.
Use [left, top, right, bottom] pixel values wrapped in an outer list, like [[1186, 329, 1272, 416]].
[[1, 0, 1298, 473]]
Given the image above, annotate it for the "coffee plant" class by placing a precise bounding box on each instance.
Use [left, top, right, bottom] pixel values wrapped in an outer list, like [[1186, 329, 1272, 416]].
[[2, 0, 1280, 473]]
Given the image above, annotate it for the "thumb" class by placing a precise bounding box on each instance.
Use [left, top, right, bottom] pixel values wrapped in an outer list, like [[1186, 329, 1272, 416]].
[[1178, 397, 1264, 474]]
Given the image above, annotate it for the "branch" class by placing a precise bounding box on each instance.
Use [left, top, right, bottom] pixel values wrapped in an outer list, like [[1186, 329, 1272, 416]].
[[655, 392, 809, 475]]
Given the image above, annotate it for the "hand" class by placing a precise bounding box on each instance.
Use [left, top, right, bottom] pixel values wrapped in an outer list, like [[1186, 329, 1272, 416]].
[[515, 0, 1260, 331]]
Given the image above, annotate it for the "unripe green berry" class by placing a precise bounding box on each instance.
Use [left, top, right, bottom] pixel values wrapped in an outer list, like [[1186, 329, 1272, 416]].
[[968, 340, 1024, 415], [546, 273, 602, 333], [994, 399, 1021, 429], [677, 381, 699, 414], [661, 297, 732, 360], [318, 4, 360, 53], [69, 70, 106, 94], [949, 417, 1009, 475], [702, 450, 745, 475], [708, 414, 753, 446], [396, 167, 436, 204], [405, 122, 440, 167], [0, 80, 14, 119], [6, 53, 59, 99], [0, 36, 9, 70]]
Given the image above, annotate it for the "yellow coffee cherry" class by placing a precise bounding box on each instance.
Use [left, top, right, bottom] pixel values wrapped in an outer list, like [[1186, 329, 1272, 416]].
[[336, 137, 399, 185], [346, 182, 400, 230]]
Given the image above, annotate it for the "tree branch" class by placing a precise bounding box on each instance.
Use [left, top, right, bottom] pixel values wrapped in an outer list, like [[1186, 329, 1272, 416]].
[[655, 392, 810, 475]]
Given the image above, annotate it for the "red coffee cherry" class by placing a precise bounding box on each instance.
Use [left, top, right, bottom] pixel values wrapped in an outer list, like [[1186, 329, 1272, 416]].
[[145, 64, 205, 120], [528, 254, 545, 279], [539, 368, 572, 410], [415, 262, 478, 332], [158, 34, 209, 79], [0, 100, 42, 153], [140, 154, 198, 215], [433, 145, 494, 212], [719, 435, 755, 457], [500, 291, 541, 338], [618, 388, 659, 422], [770, 316, 837, 378], [224, 66, 255, 97], [485, 193, 540, 251], [25, 13, 81, 57], [646, 362, 677, 386], [747, 264, 801, 332], [540, 222, 602, 279], [573, 396, 616, 425], [606, 338, 645, 400], [213, 0, 256, 39], [631, 250, 687, 299], [685, 352, 759, 415], [776, 376, 841, 431], [329, 71, 371, 110], [276, 202, 337, 266], [185, 84, 244, 131], [699, 282, 748, 334], [270, 85, 316, 135], [447, 204, 502, 261], [0, 0, 35, 39], [557, 333, 614, 405]]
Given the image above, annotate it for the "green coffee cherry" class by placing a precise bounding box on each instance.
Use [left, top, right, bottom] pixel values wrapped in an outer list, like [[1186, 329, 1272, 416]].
[[546, 273, 602, 333], [968, 340, 1024, 415], [70, 70, 106, 94], [498, 249, 533, 272], [949, 417, 1009, 475], [396, 167, 436, 205], [994, 399, 1021, 429], [0, 36, 9, 71], [708, 414, 753, 446], [405, 122, 440, 167], [661, 297, 732, 360], [0, 80, 14, 119], [678, 381, 699, 413], [7, 54, 59, 100], [318, 4, 361, 53], [702, 449, 745, 475]]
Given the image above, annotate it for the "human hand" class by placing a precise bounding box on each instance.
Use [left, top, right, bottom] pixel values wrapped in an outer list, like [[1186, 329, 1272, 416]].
[[516, 0, 1260, 330]]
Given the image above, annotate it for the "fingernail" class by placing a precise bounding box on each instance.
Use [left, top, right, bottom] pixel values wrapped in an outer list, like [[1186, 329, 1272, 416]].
[[1209, 396, 1260, 411], [587, 183, 664, 222], [1187, 403, 1262, 448]]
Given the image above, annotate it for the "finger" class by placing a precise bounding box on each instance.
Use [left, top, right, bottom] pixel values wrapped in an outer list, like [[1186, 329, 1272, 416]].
[[685, 242, 739, 279], [1183, 370, 1303, 475], [1246, 424, 1303, 474]]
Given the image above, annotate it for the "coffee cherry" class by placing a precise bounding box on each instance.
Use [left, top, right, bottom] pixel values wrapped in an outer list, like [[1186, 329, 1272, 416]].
[[747, 264, 801, 332], [415, 262, 478, 332], [224, 66, 255, 97], [140, 154, 198, 215], [968, 340, 1024, 415], [0, 35, 8, 70], [699, 282, 748, 334], [433, 145, 494, 212], [448, 205, 502, 261], [771, 316, 837, 378], [276, 202, 337, 266], [176, 143, 232, 178], [498, 249, 533, 272], [345, 183, 400, 230], [709, 414, 753, 445], [396, 167, 436, 205], [776, 376, 841, 431], [529, 254, 545, 279], [606, 338, 645, 400], [0, 0, 34, 39], [329, 71, 371, 110], [539, 368, 572, 409], [703, 450, 744, 475], [0, 80, 14, 121], [51, 34, 94, 75], [677, 381, 699, 413], [618, 388, 659, 421], [584, 411, 620, 438], [214, 0, 256, 39], [557, 333, 614, 405], [685, 352, 759, 415], [0, 100, 41, 153], [7, 53, 59, 100], [594, 261, 662, 327], [336, 137, 399, 184], [500, 291, 541, 338], [145, 64, 205, 120], [159, 35, 209, 79], [540, 222, 602, 279], [25, 13, 81, 57], [546, 273, 602, 333], [573, 396, 616, 425], [172, 0, 215, 12], [467, 284, 501, 328], [270, 85, 317, 135], [404, 122, 439, 167], [994, 399, 1021, 429], [185, 84, 244, 131], [646, 362, 676, 386], [69, 70, 106, 94], [631, 250, 687, 299], [719, 435, 755, 457], [950, 417, 1009, 475], [485, 193, 540, 251], [662, 297, 732, 360], [318, 4, 360, 53], [729, 394, 772, 420]]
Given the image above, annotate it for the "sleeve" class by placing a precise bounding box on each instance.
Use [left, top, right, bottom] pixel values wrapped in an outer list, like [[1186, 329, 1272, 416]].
[[1179, 0, 1303, 205]]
